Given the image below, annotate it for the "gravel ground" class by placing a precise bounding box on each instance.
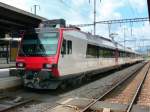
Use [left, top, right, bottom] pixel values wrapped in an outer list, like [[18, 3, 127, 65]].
[[6, 92, 61, 112], [6, 62, 144, 112], [102, 63, 149, 105], [137, 64, 150, 106], [12, 103, 57, 112]]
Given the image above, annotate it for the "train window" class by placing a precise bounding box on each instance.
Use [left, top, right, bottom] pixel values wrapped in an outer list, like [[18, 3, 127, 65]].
[[118, 51, 121, 57], [86, 44, 98, 58], [110, 50, 113, 58], [120, 52, 123, 57], [127, 53, 129, 57], [109, 50, 111, 57], [99, 48, 114, 58], [112, 50, 115, 58], [87, 45, 118, 58], [121, 52, 125, 57], [108, 50, 111, 58], [96, 46, 99, 57], [124, 52, 126, 57], [103, 49, 111, 58], [103, 49, 107, 57], [67, 40, 72, 54], [19, 32, 59, 56], [99, 48, 103, 57], [86, 44, 92, 58], [61, 39, 66, 55]]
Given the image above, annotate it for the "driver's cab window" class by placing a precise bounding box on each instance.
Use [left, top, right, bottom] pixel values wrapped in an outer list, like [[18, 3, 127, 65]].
[[61, 39, 72, 55], [61, 39, 66, 55]]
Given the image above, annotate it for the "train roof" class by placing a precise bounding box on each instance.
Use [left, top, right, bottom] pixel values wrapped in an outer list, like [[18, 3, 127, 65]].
[[63, 28, 138, 54], [34, 26, 139, 55], [37, 19, 140, 55]]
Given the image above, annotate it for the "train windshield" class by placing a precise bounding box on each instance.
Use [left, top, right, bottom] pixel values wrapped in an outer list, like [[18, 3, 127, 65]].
[[18, 32, 59, 56]]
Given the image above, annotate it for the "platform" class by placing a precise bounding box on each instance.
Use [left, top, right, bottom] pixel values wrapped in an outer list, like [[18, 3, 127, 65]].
[[0, 77, 22, 90], [0, 62, 15, 69], [0, 66, 22, 91]]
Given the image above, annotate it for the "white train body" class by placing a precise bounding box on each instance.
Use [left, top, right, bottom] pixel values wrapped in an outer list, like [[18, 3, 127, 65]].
[[16, 26, 142, 89], [58, 29, 142, 77]]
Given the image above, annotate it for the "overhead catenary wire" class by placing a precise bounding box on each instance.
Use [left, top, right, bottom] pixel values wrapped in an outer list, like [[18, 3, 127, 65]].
[[72, 17, 149, 27]]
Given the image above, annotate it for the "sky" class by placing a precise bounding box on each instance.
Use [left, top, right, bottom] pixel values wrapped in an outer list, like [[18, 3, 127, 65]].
[[0, 0, 149, 50]]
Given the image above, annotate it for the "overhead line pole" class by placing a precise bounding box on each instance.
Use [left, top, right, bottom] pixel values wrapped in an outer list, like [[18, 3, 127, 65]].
[[94, 0, 96, 35], [34, 5, 37, 15], [89, 0, 101, 35], [32, 4, 40, 15], [124, 27, 126, 56]]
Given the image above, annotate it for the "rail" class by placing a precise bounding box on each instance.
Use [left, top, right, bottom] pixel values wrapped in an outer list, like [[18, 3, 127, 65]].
[[126, 62, 150, 112], [0, 95, 34, 112]]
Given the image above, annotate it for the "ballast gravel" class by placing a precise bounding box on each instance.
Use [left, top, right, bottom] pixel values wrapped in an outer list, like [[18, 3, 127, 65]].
[[102, 63, 149, 104]]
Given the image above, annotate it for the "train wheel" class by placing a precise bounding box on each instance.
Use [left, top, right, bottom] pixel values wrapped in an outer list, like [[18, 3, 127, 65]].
[[78, 78, 83, 85], [72, 79, 78, 87], [71, 78, 82, 87], [59, 81, 67, 90], [81, 75, 88, 83]]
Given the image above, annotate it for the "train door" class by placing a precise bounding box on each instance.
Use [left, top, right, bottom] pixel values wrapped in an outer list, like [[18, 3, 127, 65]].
[[59, 38, 73, 75]]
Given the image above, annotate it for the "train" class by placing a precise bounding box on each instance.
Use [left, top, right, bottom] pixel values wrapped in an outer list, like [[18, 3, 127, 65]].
[[16, 19, 143, 89]]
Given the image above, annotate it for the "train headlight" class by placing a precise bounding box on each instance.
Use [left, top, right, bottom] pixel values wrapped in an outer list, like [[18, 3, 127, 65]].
[[16, 62, 25, 68], [43, 64, 52, 69]]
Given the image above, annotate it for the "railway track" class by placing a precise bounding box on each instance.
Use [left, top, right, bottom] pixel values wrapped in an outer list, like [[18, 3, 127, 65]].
[[0, 94, 34, 112], [62, 62, 150, 112], [126, 63, 149, 112], [76, 62, 148, 112], [137, 63, 150, 107], [0, 62, 146, 112]]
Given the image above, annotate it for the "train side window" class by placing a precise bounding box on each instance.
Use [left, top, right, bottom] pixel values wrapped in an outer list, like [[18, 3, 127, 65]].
[[112, 50, 115, 58], [99, 48, 103, 57], [61, 39, 66, 55], [67, 40, 72, 54], [103, 49, 109, 58], [86, 44, 98, 58]]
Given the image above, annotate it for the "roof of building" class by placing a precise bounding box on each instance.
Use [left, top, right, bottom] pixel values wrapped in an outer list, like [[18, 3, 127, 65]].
[[0, 2, 47, 34]]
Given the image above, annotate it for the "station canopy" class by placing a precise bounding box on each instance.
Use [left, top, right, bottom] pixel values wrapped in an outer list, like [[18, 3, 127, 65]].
[[0, 2, 47, 38]]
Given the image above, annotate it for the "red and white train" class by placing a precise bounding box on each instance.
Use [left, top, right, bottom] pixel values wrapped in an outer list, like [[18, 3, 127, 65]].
[[16, 19, 143, 89]]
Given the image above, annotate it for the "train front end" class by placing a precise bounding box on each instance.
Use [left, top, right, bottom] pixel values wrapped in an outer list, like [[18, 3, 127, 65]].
[[16, 27, 63, 89]]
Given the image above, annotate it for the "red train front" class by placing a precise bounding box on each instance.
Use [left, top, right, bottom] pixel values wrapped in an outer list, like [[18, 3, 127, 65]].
[[16, 20, 65, 89]]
